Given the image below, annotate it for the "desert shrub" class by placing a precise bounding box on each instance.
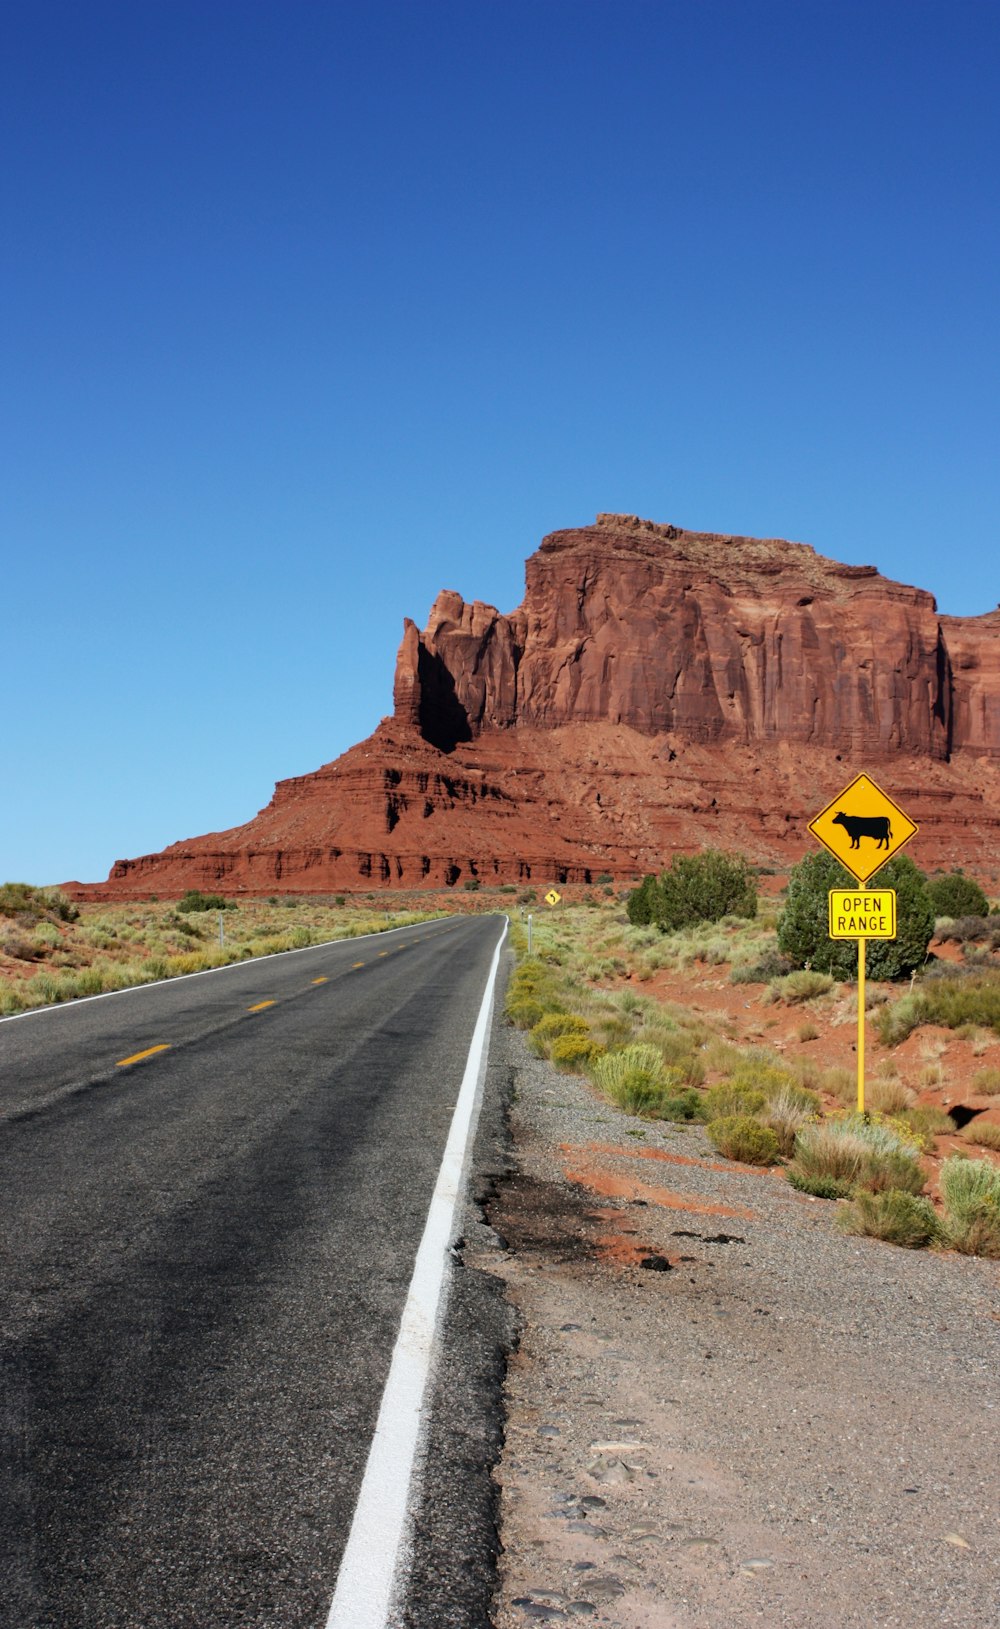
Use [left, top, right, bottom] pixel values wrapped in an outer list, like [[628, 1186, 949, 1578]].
[[764, 1086, 820, 1156], [550, 1033, 605, 1070], [627, 850, 756, 933], [938, 1156, 1000, 1257], [730, 948, 794, 984], [777, 852, 935, 980], [898, 1105, 956, 1149], [706, 1115, 780, 1165], [961, 1119, 1000, 1152], [865, 1076, 914, 1116], [0, 882, 79, 925], [872, 993, 923, 1046], [769, 970, 835, 1004], [787, 1115, 925, 1199], [927, 872, 990, 920], [918, 973, 1000, 1033], [509, 958, 555, 995], [837, 1189, 939, 1248], [878, 971, 1000, 1045], [177, 890, 230, 913], [973, 1066, 1000, 1096], [0, 983, 26, 1014], [797, 1021, 820, 1042], [590, 1044, 669, 1114], [702, 1081, 767, 1119], [505, 995, 549, 1029], [820, 1066, 856, 1104], [639, 1024, 706, 1085], [529, 1012, 591, 1057], [656, 1087, 706, 1122], [730, 1061, 797, 1099], [935, 914, 996, 945]]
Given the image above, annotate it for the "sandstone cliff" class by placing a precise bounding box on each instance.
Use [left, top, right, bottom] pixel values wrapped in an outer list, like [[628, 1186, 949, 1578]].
[[82, 515, 1000, 896]]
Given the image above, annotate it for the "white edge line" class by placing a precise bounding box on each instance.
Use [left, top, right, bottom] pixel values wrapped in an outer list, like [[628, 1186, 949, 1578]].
[[0, 915, 455, 1025], [325, 915, 509, 1629]]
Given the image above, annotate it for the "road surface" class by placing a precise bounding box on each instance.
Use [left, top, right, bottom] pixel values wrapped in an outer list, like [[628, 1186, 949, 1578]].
[[0, 914, 507, 1628]]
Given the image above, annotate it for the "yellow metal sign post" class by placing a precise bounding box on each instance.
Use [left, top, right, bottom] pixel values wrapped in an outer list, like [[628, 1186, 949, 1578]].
[[810, 774, 918, 1114], [828, 890, 897, 1112]]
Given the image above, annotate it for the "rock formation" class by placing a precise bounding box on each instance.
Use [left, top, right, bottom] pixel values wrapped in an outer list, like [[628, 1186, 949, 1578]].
[[79, 515, 1000, 896]]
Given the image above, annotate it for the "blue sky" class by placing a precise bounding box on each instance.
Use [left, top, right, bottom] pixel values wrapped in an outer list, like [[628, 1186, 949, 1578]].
[[4, 0, 998, 885]]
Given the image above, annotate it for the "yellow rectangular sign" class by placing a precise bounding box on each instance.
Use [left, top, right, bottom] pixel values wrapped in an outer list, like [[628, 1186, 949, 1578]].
[[828, 889, 897, 940]]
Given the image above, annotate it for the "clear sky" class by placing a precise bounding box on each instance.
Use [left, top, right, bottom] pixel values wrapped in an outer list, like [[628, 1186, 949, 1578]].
[[4, 0, 998, 885]]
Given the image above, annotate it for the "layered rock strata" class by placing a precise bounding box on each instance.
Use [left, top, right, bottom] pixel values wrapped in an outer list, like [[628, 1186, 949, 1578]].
[[80, 515, 1000, 896]]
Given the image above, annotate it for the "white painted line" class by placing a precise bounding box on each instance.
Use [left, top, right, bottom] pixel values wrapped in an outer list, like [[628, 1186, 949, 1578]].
[[325, 916, 509, 1629], [0, 916, 455, 1024]]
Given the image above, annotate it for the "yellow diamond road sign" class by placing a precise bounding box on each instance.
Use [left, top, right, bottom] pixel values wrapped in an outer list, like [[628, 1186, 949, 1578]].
[[544, 889, 562, 906], [809, 773, 918, 885]]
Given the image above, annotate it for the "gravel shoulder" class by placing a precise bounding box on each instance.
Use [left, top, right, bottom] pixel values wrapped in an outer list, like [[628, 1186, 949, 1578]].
[[475, 1019, 1000, 1629]]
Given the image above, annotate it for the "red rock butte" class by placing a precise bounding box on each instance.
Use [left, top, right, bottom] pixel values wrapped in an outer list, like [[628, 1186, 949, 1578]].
[[78, 514, 1000, 896]]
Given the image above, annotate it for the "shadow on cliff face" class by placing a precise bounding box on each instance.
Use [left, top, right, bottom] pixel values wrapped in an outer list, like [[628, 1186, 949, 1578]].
[[417, 646, 473, 752]]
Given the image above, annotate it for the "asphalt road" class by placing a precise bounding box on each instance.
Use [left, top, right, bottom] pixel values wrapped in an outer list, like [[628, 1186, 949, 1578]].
[[0, 914, 508, 1628]]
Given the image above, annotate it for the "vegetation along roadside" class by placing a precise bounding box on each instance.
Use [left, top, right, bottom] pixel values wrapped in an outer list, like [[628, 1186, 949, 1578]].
[[506, 850, 1000, 1257]]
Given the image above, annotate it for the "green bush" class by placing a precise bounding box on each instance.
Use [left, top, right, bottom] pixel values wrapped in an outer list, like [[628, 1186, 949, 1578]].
[[627, 850, 756, 933], [626, 874, 663, 926], [927, 872, 989, 919], [730, 1061, 797, 1099], [787, 1115, 925, 1199], [837, 1189, 940, 1249], [177, 890, 230, 913], [876, 971, 1000, 1045], [777, 852, 934, 980], [938, 1157, 1000, 1256], [656, 1088, 706, 1122], [590, 1044, 669, 1115], [769, 970, 834, 1004], [702, 1081, 767, 1119], [706, 1115, 780, 1165]]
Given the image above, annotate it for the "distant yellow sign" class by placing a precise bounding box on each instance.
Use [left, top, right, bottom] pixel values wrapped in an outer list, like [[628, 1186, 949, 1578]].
[[828, 889, 897, 940], [808, 773, 918, 885], [544, 889, 562, 906]]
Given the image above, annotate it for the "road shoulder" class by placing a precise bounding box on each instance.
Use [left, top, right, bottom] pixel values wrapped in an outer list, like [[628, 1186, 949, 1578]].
[[481, 1024, 1000, 1629]]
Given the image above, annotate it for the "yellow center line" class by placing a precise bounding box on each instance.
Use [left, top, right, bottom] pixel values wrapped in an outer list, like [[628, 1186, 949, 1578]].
[[352, 961, 364, 968], [311, 976, 329, 984], [116, 1043, 171, 1068], [377, 951, 389, 958], [247, 1000, 276, 1012]]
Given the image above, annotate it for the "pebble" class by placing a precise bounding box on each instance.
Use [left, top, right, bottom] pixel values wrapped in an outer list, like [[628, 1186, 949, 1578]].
[[580, 1574, 625, 1602]]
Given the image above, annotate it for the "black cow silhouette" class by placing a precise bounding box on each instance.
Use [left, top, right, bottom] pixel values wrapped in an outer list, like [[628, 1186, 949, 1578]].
[[832, 811, 892, 850]]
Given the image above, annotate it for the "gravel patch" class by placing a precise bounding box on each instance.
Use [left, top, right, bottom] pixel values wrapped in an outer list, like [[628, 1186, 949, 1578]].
[[476, 1027, 1000, 1629]]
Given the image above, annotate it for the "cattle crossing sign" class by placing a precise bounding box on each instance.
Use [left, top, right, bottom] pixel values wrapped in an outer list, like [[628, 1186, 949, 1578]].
[[808, 772, 918, 885], [810, 773, 918, 1113]]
